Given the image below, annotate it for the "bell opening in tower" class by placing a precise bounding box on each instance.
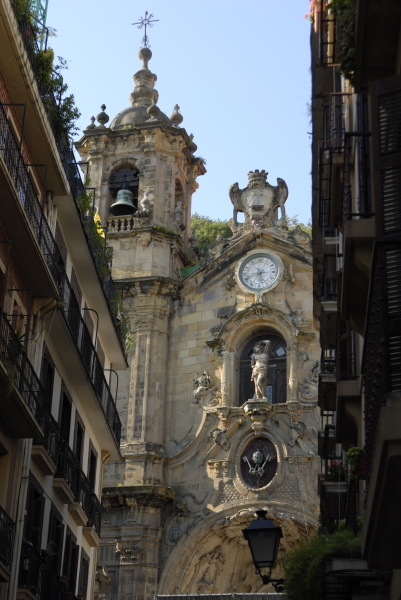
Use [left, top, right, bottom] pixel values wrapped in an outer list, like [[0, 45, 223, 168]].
[[109, 167, 139, 215]]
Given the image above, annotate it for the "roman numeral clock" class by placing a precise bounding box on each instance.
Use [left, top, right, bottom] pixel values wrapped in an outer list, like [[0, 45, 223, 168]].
[[235, 250, 284, 301]]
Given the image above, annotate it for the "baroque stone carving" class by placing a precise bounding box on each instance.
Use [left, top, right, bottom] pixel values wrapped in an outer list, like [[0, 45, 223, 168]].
[[94, 562, 111, 600], [192, 372, 221, 407], [115, 540, 142, 564], [229, 169, 288, 231], [298, 360, 319, 403], [209, 428, 230, 450]]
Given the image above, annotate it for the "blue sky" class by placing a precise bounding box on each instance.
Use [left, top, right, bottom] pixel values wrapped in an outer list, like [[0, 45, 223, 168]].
[[46, 0, 312, 225]]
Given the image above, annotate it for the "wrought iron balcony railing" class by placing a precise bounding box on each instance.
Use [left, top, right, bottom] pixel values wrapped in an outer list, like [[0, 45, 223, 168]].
[[321, 348, 336, 375], [55, 441, 102, 534], [0, 311, 45, 427], [34, 409, 61, 466], [336, 318, 357, 380], [18, 538, 43, 595], [7, 3, 125, 345], [0, 504, 15, 571], [0, 103, 64, 287], [60, 277, 121, 446], [56, 441, 79, 492], [363, 242, 401, 477]]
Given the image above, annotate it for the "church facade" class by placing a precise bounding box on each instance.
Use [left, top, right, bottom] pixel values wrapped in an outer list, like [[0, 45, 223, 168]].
[[76, 43, 321, 600]]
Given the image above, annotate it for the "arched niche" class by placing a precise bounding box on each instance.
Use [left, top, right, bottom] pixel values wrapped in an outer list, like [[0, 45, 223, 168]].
[[239, 332, 287, 404], [217, 305, 298, 406]]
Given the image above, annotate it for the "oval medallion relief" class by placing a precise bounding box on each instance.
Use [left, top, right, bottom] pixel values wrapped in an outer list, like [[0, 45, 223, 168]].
[[240, 437, 277, 489]]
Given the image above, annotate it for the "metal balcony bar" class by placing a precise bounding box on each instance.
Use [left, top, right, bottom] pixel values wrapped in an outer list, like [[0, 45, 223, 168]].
[[34, 409, 61, 465], [319, 1, 336, 67], [319, 146, 333, 228], [0, 504, 15, 570], [336, 317, 357, 380], [56, 442, 79, 492], [59, 277, 121, 445], [343, 133, 373, 222], [322, 254, 338, 301], [321, 347, 336, 375], [86, 492, 102, 535], [363, 242, 401, 477], [0, 103, 64, 286], [0, 311, 45, 426], [18, 538, 43, 594], [2, 7, 124, 344], [56, 443, 102, 535]]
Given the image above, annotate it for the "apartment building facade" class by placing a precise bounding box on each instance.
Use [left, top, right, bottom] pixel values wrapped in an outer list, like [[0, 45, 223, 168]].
[[311, 0, 401, 597], [0, 1, 127, 599]]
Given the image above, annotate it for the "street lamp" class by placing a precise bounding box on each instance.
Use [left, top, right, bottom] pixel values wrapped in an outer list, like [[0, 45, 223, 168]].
[[242, 509, 285, 592]]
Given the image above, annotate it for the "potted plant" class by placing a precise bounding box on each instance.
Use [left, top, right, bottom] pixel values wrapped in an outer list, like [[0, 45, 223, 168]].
[[345, 446, 367, 479]]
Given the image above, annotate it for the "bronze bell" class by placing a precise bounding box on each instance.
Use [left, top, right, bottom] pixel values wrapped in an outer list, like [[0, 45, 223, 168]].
[[110, 189, 136, 216]]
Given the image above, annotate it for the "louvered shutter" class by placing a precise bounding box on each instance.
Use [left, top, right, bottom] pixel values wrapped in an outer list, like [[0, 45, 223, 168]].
[[370, 76, 401, 393]]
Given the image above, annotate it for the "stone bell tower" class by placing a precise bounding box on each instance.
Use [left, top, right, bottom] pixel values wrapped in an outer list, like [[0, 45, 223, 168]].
[[75, 39, 205, 599]]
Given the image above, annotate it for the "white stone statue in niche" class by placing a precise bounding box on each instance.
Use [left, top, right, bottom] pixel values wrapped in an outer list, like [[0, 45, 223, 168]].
[[251, 340, 271, 400]]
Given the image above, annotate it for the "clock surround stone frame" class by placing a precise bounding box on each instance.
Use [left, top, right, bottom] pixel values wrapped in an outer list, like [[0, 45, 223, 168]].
[[235, 249, 284, 296]]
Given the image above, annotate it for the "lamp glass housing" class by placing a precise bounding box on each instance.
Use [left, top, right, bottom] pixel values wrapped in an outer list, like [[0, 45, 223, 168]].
[[242, 510, 283, 569]]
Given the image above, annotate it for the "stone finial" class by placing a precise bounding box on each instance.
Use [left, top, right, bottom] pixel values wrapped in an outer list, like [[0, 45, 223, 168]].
[[147, 99, 160, 120], [130, 49, 158, 108], [170, 104, 183, 126], [189, 231, 199, 248], [188, 134, 197, 152], [86, 116, 96, 130], [97, 104, 109, 128]]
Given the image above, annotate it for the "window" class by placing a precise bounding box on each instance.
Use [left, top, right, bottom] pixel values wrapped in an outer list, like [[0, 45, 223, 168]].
[[63, 528, 79, 595], [59, 390, 72, 445], [24, 477, 45, 550], [41, 347, 55, 409], [47, 506, 64, 574], [239, 334, 287, 405], [73, 415, 85, 465], [88, 444, 98, 492], [77, 550, 90, 599]]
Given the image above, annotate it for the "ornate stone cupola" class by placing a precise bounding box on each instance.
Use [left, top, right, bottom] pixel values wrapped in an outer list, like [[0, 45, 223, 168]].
[[75, 43, 205, 282]]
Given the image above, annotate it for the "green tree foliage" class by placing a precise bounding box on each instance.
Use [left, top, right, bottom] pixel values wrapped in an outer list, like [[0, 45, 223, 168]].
[[191, 213, 233, 257], [284, 528, 361, 600], [36, 50, 81, 140], [287, 215, 312, 237], [190, 213, 312, 259]]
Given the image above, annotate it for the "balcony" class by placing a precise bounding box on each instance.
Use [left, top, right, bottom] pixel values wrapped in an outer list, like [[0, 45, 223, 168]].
[[0, 312, 44, 437], [320, 254, 339, 349], [17, 540, 80, 600], [0, 504, 15, 582], [319, 348, 336, 411], [362, 242, 401, 568], [32, 410, 61, 475], [335, 319, 360, 446], [0, 3, 127, 365], [57, 276, 122, 448], [0, 103, 63, 297], [53, 441, 102, 540]]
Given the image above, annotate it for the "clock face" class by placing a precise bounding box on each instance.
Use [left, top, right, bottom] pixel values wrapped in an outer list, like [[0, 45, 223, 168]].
[[237, 252, 283, 292]]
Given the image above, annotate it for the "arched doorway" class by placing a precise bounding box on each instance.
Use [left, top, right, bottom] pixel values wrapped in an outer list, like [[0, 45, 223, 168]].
[[239, 334, 287, 404]]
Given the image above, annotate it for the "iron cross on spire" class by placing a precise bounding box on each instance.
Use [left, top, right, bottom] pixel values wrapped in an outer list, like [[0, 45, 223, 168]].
[[132, 11, 159, 48]]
